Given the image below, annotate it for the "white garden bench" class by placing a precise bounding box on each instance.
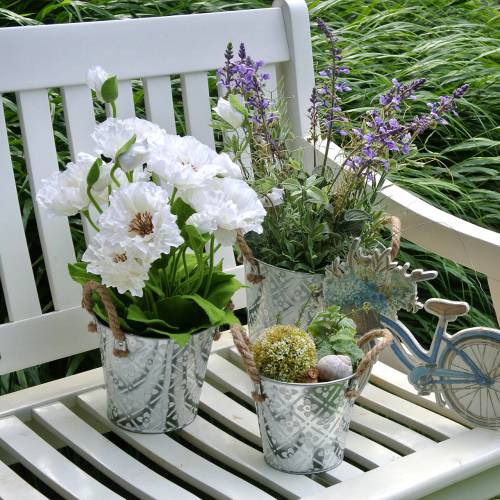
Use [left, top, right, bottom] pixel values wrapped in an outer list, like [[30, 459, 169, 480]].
[[0, 1, 499, 498]]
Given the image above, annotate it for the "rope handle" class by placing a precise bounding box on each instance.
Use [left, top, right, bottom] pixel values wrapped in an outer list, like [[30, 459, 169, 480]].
[[236, 231, 264, 284], [383, 215, 401, 261], [82, 281, 128, 357], [231, 325, 266, 402], [232, 324, 392, 401]]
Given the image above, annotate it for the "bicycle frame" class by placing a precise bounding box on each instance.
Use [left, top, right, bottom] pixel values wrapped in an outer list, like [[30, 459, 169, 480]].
[[380, 315, 490, 387]]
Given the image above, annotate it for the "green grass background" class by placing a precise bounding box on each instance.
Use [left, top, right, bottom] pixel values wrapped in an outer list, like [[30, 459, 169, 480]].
[[0, 0, 498, 393]]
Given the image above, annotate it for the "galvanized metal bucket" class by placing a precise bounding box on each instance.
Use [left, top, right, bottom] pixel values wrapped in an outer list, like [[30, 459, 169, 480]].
[[244, 258, 324, 341], [97, 322, 214, 434], [231, 325, 393, 474], [256, 374, 356, 473]]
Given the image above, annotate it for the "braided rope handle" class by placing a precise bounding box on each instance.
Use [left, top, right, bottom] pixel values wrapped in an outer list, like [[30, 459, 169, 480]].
[[82, 281, 128, 357], [231, 325, 266, 402], [384, 215, 401, 261], [345, 328, 393, 398], [236, 231, 264, 284]]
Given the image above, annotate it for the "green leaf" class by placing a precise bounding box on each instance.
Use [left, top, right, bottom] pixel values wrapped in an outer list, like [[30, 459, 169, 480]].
[[307, 186, 329, 205], [205, 273, 243, 308], [68, 262, 100, 285], [100, 75, 118, 103], [171, 197, 195, 229], [228, 94, 248, 117], [126, 304, 178, 331], [86, 158, 102, 188], [116, 134, 137, 163], [190, 294, 240, 326], [182, 224, 207, 252]]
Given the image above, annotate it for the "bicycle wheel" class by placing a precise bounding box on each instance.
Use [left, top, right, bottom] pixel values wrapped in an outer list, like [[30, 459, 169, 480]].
[[439, 331, 500, 429]]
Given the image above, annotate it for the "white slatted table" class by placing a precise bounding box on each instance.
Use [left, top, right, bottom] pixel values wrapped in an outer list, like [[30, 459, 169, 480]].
[[1, 332, 499, 500]]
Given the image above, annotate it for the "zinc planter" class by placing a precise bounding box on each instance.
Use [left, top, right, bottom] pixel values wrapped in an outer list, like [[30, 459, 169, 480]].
[[256, 374, 356, 474], [245, 258, 324, 341], [97, 322, 215, 433]]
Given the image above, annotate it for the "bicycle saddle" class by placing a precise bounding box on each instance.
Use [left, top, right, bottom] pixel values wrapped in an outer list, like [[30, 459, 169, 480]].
[[424, 298, 470, 320]]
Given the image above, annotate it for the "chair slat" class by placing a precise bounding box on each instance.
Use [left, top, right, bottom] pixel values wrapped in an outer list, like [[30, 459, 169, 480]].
[[180, 414, 325, 498], [16, 89, 81, 311], [78, 388, 273, 500], [0, 99, 41, 321], [0, 458, 47, 500], [0, 307, 95, 376], [359, 383, 467, 440], [0, 416, 121, 500], [143, 75, 177, 134], [206, 354, 400, 469], [33, 402, 193, 500], [307, 428, 500, 499], [180, 72, 215, 148], [61, 84, 98, 241], [109, 80, 135, 119]]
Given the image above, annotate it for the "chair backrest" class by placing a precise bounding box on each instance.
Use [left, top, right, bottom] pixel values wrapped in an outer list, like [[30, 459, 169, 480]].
[[0, 0, 314, 374]]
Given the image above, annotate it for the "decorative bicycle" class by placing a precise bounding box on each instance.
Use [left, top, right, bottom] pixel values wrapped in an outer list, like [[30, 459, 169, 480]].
[[381, 298, 500, 429]]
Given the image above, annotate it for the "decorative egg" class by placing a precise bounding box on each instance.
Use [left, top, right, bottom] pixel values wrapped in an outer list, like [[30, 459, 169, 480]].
[[317, 355, 353, 381]]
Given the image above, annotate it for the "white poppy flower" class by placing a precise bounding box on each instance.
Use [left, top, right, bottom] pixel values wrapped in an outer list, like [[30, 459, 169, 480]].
[[92, 117, 166, 172], [37, 152, 106, 216], [184, 177, 266, 245], [83, 234, 151, 297], [98, 182, 183, 260], [261, 187, 284, 207], [213, 97, 244, 129], [86, 66, 110, 100], [148, 135, 242, 193]]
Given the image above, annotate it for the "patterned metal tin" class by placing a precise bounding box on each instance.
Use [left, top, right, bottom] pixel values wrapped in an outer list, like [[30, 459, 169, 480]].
[[97, 322, 214, 433], [255, 375, 357, 474], [245, 258, 324, 341]]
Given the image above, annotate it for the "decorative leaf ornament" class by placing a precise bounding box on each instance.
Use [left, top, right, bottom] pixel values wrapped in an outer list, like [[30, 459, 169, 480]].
[[323, 238, 437, 318]]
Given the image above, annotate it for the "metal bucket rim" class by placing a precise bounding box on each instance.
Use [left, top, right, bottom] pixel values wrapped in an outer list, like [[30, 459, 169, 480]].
[[251, 257, 324, 278], [260, 372, 355, 388], [96, 319, 215, 345]]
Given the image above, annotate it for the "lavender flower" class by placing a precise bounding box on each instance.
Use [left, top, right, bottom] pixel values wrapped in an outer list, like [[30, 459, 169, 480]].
[[379, 78, 426, 110]]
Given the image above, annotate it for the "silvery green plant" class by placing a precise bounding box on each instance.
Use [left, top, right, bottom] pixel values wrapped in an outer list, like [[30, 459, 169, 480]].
[[214, 20, 468, 273], [37, 67, 266, 346]]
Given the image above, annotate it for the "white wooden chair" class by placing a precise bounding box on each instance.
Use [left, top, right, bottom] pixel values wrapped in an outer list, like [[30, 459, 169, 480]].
[[0, 1, 499, 498]]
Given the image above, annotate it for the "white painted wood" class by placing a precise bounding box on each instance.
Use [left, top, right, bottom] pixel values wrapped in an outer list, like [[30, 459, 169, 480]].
[[16, 89, 81, 311], [0, 307, 95, 375], [180, 71, 215, 148], [487, 276, 500, 325], [78, 388, 273, 500], [109, 80, 136, 119], [359, 383, 467, 440], [33, 402, 192, 500], [0, 416, 121, 499], [61, 84, 98, 241], [0, 458, 47, 500], [143, 76, 177, 134], [0, 9, 289, 93], [272, 0, 314, 138], [0, 100, 41, 321], [304, 428, 500, 500], [180, 414, 325, 498], [206, 354, 400, 469], [371, 362, 473, 427]]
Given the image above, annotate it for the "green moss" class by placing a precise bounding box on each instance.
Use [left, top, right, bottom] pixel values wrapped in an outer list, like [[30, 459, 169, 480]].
[[252, 325, 317, 383]]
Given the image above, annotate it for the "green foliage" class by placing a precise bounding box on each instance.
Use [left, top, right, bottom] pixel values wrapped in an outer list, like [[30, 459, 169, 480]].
[[309, 306, 364, 364], [252, 325, 317, 383]]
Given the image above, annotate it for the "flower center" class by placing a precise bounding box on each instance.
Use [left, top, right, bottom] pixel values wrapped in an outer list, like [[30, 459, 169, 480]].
[[181, 160, 198, 172], [112, 252, 127, 263], [129, 211, 154, 237]]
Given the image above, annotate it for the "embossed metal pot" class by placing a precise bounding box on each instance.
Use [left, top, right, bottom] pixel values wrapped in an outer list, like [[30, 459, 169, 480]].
[[255, 375, 356, 474], [245, 258, 324, 341], [97, 322, 214, 434]]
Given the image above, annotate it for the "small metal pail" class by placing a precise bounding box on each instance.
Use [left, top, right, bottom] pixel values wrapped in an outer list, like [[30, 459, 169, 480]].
[[97, 322, 214, 433], [245, 258, 324, 341], [255, 375, 356, 474]]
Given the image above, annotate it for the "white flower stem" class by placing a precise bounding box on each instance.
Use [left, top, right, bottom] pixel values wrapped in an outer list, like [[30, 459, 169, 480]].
[[110, 101, 117, 119], [203, 235, 216, 296], [110, 164, 121, 187], [86, 188, 103, 214]]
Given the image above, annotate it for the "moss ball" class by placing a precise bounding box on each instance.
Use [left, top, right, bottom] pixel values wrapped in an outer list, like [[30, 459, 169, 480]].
[[252, 325, 317, 383]]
